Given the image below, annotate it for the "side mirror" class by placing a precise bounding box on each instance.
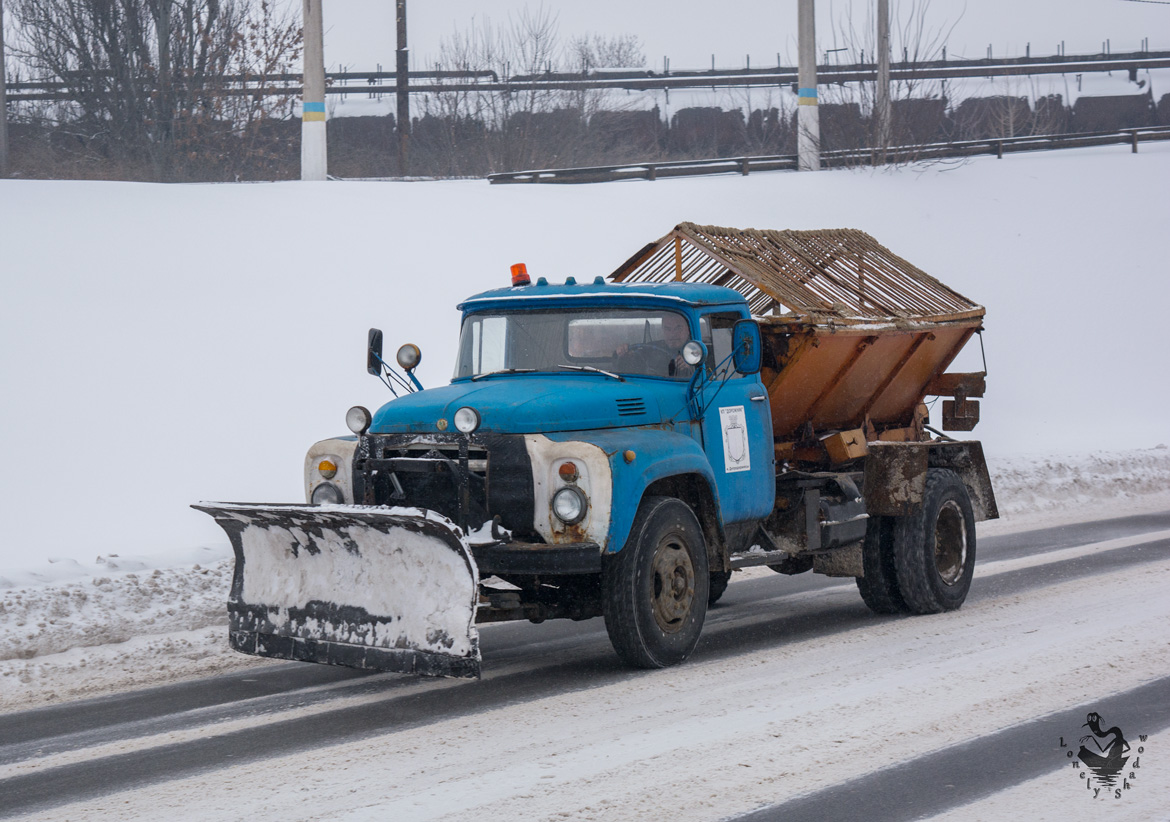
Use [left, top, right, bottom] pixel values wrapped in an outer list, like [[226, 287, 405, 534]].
[[732, 320, 762, 375], [367, 328, 384, 376]]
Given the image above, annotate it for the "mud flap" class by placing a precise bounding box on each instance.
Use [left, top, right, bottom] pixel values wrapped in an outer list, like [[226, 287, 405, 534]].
[[192, 503, 481, 679]]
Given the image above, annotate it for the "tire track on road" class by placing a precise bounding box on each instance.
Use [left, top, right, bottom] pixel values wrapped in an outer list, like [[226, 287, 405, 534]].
[[733, 675, 1170, 822]]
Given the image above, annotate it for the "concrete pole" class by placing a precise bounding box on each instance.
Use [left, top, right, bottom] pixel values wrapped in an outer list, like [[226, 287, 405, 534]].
[[797, 0, 820, 171], [301, 0, 327, 181], [395, 0, 409, 176], [0, 0, 9, 178], [875, 0, 891, 163]]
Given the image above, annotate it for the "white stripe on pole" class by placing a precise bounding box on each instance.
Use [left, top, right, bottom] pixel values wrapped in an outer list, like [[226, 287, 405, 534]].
[[797, 0, 820, 171]]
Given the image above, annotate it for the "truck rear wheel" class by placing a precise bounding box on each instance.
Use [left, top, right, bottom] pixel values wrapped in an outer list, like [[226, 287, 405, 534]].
[[708, 571, 731, 605], [855, 515, 909, 614], [602, 497, 709, 668], [892, 469, 976, 614]]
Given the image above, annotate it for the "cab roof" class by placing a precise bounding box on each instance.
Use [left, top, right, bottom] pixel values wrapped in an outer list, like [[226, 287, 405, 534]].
[[458, 279, 747, 312]]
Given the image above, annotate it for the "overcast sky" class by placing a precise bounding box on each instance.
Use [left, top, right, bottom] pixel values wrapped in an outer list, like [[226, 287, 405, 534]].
[[314, 1, 1169, 72]]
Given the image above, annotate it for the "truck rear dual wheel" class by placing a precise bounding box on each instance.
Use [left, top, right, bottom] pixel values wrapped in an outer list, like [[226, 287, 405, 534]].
[[892, 468, 977, 614], [855, 515, 910, 615], [602, 497, 709, 668]]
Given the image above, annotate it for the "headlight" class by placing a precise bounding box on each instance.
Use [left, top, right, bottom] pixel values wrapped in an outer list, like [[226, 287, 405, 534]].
[[682, 340, 705, 366], [552, 486, 587, 525], [346, 405, 372, 435], [396, 343, 421, 371], [311, 482, 344, 505], [453, 406, 480, 434]]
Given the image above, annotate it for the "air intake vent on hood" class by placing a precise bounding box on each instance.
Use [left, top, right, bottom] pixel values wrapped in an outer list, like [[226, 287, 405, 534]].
[[616, 398, 646, 417]]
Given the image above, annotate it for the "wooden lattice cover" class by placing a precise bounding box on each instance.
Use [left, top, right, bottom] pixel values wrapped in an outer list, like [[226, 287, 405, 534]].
[[610, 222, 984, 325]]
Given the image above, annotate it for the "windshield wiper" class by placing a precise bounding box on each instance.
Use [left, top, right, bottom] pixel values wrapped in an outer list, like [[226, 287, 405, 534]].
[[558, 364, 625, 382], [472, 368, 537, 381]]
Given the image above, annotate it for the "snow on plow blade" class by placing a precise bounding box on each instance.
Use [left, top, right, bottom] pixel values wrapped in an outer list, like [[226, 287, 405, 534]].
[[192, 503, 481, 679]]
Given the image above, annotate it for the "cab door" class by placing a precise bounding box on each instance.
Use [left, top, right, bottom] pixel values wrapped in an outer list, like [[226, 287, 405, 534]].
[[697, 310, 774, 524]]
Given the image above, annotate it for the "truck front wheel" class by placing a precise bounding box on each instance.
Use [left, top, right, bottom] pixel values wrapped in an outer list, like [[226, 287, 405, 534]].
[[602, 497, 709, 668], [892, 468, 977, 614]]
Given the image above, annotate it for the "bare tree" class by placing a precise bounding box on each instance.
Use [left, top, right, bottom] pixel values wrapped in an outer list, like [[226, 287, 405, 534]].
[[415, 7, 648, 175], [10, 0, 299, 179], [820, 0, 961, 164]]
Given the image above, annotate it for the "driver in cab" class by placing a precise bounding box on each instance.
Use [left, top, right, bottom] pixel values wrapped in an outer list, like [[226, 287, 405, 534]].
[[614, 313, 696, 378]]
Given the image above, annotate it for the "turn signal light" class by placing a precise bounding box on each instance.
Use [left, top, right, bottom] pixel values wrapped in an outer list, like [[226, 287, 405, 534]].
[[511, 263, 530, 287], [318, 459, 337, 479], [558, 461, 579, 483]]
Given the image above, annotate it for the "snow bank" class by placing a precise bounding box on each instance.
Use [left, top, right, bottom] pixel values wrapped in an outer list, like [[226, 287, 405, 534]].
[[0, 560, 239, 710], [0, 562, 231, 664], [989, 445, 1170, 517]]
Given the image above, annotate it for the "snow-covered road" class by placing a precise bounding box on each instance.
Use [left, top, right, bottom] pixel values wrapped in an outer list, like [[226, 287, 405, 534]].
[[1, 507, 1167, 822]]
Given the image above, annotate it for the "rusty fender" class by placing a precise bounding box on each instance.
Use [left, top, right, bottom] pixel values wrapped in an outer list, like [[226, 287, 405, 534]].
[[863, 440, 998, 521]]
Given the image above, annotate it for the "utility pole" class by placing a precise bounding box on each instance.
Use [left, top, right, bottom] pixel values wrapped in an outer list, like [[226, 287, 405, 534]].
[[0, 0, 9, 178], [797, 0, 820, 171], [396, 0, 410, 176], [155, 1, 173, 173], [875, 0, 891, 164], [301, 0, 327, 181]]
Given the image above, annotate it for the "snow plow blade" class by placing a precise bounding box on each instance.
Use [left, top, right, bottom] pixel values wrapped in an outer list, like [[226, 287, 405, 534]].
[[192, 503, 480, 679]]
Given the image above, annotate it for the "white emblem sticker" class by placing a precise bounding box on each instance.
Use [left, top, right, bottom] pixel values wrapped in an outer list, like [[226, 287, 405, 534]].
[[720, 405, 750, 473]]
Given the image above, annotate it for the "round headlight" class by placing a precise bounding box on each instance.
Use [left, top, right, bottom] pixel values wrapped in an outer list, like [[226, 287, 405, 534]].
[[396, 343, 421, 371], [453, 406, 480, 434], [346, 406, 372, 435], [682, 340, 705, 366], [552, 486, 586, 525], [311, 482, 344, 505]]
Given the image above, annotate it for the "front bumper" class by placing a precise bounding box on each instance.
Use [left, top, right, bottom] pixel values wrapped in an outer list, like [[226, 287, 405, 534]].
[[471, 540, 602, 576]]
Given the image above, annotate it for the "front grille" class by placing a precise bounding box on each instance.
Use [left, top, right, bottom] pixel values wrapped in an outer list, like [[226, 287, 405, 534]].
[[616, 398, 646, 416], [355, 437, 487, 524], [387, 441, 489, 475], [353, 434, 536, 539]]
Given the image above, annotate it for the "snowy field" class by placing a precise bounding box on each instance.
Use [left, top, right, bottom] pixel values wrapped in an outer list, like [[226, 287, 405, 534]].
[[2, 142, 1168, 578], [2, 143, 1169, 820]]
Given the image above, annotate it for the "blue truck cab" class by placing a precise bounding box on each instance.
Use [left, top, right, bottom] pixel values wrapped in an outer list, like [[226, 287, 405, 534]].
[[305, 277, 775, 667]]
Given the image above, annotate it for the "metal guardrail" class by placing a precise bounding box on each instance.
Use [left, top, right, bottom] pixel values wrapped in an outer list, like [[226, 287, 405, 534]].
[[486, 126, 1170, 184], [8, 50, 1170, 101], [5, 70, 498, 103]]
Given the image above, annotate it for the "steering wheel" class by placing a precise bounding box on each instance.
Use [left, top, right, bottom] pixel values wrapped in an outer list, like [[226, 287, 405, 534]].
[[614, 343, 671, 375]]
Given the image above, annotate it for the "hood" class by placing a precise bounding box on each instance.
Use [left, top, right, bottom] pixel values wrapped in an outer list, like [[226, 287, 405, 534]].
[[369, 374, 677, 435]]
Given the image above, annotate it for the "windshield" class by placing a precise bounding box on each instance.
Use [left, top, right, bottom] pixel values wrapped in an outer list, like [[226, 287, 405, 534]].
[[453, 307, 697, 380]]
